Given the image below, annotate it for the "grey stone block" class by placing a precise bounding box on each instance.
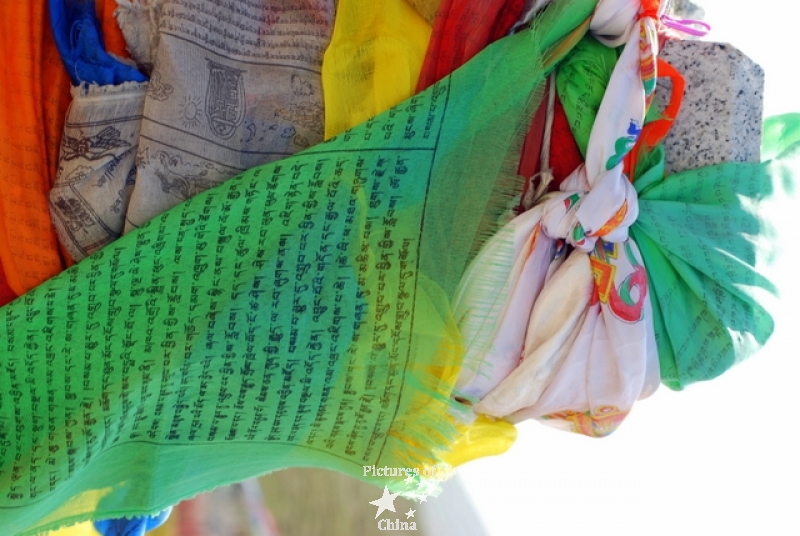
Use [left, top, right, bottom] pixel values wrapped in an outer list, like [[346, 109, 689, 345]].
[[655, 40, 764, 174]]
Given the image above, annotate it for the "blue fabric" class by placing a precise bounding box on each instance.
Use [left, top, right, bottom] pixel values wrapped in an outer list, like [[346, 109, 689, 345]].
[[94, 508, 171, 536], [48, 0, 147, 85]]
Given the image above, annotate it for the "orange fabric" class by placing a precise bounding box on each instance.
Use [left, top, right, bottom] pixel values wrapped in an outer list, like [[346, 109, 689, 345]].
[[0, 1, 71, 295], [625, 58, 684, 181], [639, 0, 661, 20], [96, 0, 131, 59]]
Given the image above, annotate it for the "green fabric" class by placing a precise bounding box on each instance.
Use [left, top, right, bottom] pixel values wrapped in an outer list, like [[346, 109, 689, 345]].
[[631, 139, 795, 390], [556, 34, 618, 157], [556, 35, 663, 161], [0, 2, 598, 534]]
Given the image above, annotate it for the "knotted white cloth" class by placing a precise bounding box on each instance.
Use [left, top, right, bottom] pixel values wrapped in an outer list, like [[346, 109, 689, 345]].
[[455, 1, 662, 436]]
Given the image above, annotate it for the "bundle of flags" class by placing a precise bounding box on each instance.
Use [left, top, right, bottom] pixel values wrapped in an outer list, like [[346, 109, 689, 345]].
[[0, 0, 796, 534]]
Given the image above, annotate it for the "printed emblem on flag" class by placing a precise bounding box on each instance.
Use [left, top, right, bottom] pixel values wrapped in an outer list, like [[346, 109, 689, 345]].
[[205, 60, 245, 139]]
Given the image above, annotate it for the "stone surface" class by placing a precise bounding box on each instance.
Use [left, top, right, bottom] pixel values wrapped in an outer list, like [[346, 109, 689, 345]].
[[668, 0, 705, 20], [655, 40, 764, 175]]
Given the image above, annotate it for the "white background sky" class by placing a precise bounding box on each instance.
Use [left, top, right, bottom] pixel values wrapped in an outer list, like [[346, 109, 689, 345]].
[[455, 2, 800, 535]]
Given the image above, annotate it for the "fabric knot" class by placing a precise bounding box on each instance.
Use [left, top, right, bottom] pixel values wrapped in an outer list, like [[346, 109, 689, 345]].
[[540, 164, 639, 252], [589, 0, 640, 47]]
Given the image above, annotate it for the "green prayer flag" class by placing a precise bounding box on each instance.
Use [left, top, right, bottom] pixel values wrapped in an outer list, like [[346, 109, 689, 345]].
[[0, 2, 598, 533], [632, 142, 793, 390], [556, 34, 618, 158]]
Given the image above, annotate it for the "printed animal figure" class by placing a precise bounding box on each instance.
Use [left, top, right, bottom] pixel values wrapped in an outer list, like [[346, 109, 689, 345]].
[[61, 126, 131, 161], [152, 152, 219, 201]]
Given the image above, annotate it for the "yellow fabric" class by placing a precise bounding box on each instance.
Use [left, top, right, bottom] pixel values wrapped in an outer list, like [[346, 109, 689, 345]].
[[322, 0, 431, 139], [45, 522, 98, 536], [148, 512, 177, 536], [407, 0, 443, 25], [442, 415, 517, 468]]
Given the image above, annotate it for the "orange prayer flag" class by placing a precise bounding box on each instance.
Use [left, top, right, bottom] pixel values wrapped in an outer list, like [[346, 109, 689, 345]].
[[0, 1, 71, 295], [95, 0, 132, 60]]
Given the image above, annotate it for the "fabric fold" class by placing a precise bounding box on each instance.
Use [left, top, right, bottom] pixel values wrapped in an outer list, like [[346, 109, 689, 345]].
[[452, 206, 565, 402], [122, 0, 336, 232], [322, 0, 432, 139], [631, 148, 784, 390], [416, 0, 528, 91], [49, 0, 147, 85], [459, 2, 663, 435], [50, 81, 147, 261], [0, 1, 72, 296]]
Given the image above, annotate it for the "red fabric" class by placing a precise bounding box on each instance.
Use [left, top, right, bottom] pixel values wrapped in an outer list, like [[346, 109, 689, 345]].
[[639, 0, 661, 20], [416, 0, 528, 91], [517, 92, 583, 205], [517, 83, 550, 180], [548, 95, 583, 188]]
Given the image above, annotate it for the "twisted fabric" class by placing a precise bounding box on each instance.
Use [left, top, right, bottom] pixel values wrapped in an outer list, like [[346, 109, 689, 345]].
[[457, 0, 663, 435], [49, 0, 147, 86]]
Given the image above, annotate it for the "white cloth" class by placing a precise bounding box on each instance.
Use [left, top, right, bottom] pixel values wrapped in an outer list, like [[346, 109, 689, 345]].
[[458, 4, 662, 436], [452, 206, 565, 402], [115, 0, 164, 75], [49, 82, 147, 261], [589, 0, 639, 46], [122, 0, 335, 231], [473, 250, 593, 416]]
